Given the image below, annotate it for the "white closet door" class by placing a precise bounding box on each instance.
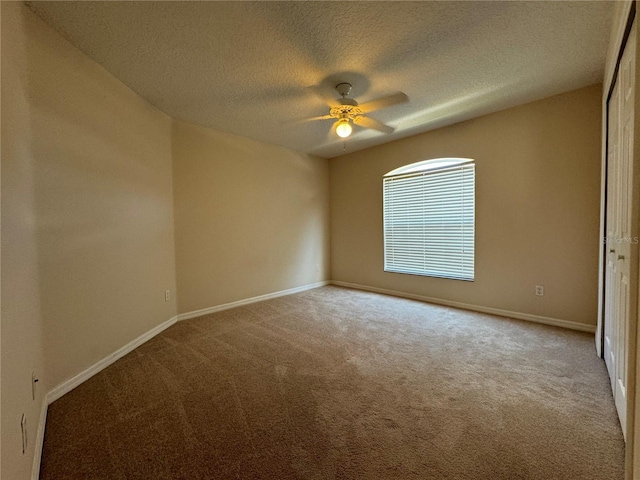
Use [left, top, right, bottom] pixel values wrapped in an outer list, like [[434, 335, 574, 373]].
[[604, 21, 635, 440]]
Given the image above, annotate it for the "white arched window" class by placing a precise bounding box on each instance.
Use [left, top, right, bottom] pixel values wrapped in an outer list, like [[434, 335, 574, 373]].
[[383, 158, 475, 281]]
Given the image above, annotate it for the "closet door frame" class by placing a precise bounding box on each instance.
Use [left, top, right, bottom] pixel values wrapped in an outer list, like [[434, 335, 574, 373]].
[[598, 2, 640, 478]]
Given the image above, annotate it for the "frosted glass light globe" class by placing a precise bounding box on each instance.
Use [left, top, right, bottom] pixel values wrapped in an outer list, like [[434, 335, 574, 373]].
[[336, 119, 352, 138]]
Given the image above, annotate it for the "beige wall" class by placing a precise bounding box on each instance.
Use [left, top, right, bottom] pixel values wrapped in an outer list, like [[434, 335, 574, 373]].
[[173, 120, 330, 315], [1, 4, 47, 478], [2, 3, 177, 478], [330, 84, 602, 327]]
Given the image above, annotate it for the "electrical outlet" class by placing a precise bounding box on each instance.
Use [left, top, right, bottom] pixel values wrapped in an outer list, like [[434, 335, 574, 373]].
[[315, 264, 320, 272], [535, 285, 544, 296], [165, 290, 170, 302], [21, 414, 27, 454]]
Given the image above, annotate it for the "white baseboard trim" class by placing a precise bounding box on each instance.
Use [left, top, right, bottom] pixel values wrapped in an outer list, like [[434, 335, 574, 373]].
[[31, 397, 48, 480], [47, 315, 178, 404], [331, 280, 596, 333], [177, 281, 330, 321]]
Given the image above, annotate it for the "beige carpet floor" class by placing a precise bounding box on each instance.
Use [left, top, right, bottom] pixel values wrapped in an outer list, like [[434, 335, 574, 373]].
[[40, 286, 625, 479]]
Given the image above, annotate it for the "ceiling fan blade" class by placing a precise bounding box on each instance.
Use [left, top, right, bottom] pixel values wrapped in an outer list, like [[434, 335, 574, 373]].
[[306, 114, 334, 121], [288, 114, 333, 125], [353, 115, 394, 134], [358, 92, 409, 114]]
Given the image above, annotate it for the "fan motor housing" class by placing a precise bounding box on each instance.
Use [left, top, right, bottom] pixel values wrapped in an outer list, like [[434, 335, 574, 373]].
[[329, 104, 362, 118]]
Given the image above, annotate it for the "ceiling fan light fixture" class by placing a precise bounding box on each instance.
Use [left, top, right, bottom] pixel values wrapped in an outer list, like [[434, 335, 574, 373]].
[[336, 118, 352, 138]]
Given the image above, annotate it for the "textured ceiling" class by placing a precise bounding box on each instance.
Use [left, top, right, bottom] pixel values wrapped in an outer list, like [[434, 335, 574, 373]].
[[28, 1, 613, 158]]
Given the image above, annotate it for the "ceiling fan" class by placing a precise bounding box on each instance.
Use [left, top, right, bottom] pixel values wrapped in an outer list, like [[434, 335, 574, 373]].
[[309, 83, 409, 138]]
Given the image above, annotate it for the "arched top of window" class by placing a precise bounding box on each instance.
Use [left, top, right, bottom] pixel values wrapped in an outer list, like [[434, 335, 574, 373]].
[[384, 157, 474, 177]]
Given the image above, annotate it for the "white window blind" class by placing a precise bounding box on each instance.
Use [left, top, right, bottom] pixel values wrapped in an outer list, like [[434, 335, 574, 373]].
[[383, 161, 475, 281]]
